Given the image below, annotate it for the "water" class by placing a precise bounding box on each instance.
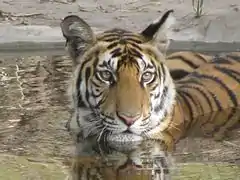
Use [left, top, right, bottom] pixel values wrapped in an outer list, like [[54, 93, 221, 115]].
[[0, 53, 239, 180]]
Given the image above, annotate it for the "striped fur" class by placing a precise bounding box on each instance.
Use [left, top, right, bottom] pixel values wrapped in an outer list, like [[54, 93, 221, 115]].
[[61, 10, 240, 148], [160, 52, 240, 143], [166, 51, 213, 80]]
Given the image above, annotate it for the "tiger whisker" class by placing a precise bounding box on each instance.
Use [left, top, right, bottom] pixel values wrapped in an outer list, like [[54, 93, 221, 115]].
[[83, 126, 99, 131], [143, 131, 150, 139], [97, 125, 107, 142], [168, 122, 181, 131], [82, 124, 103, 138]]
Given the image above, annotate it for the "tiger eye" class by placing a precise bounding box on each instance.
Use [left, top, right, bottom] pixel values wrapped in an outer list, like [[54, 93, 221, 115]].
[[142, 72, 154, 83], [98, 70, 113, 82]]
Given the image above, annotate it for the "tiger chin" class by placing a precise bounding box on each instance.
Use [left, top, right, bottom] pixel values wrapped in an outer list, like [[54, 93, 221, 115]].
[[61, 10, 177, 145]]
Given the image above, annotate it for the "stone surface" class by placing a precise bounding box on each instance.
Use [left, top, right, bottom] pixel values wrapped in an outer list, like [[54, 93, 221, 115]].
[[0, 0, 239, 43]]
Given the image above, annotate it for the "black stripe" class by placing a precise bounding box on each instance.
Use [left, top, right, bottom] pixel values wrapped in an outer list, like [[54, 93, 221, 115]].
[[129, 48, 142, 59], [146, 63, 154, 69], [168, 55, 198, 69], [92, 90, 103, 98], [154, 86, 168, 113], [177, 91, 194, 128], [76, 68, 86, 108], [98, 61, 109, 68], [107, 42, 118, 49], [103, 38, 118, 42], [79, 56, 92, 77], [208, 91, 223, 111], [110, 47, 121, 55], [177, 77, 224, 111], [215, 66, 240, 83], [129, 42, 142, 51], [214, 108, 237, 134], [95, 72, 103, 82], [93, 54, 99, 66], [150, 58, 158, 70], [179, 90, 204, 115], [92, 56, 100, 76], [194, 53, 208, 63], [177, 78, 203, 86], [91, 80, 101, 88], [160, 63, 166, 83], [154, 91, 161, 99], [180, 85, 213, 113], [191, 72, 238, 107], [100, 113, 114, 121], [108, 28, 130, 34], [227, 54, 240, 62], [150, 82, 158, 92], [76, 89, 86, 107], [150, 73, 158, 85], [95, 95, 107, 108], [85, 67, 91, 105], [77, 93, 86, 107], [111, 51, 122, 58], [100, 33, 119, 38], [76, 57, 91, 107], [170, 69, 190, 80], [125, 37, 143, 44], [212, 57, 232, 64], [123, 32, 141, 36], [120, 55, 128, 63], [76, 111, 81, 127]]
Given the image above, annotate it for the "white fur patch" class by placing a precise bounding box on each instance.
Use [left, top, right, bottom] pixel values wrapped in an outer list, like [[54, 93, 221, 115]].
[[98, 51, 119, 72], [107, 133, 144, 142]]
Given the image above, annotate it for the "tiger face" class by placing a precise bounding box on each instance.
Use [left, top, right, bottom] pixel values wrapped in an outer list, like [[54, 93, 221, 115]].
[[61, 10, 176, 142]]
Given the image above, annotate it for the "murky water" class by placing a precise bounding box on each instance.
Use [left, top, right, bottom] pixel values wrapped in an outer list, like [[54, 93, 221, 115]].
[[0, 53, 239, 180]]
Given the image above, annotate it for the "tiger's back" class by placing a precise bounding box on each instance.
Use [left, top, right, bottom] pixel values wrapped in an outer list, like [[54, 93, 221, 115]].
[[166, 51, 213, 80], [163, 52, 240, 142], [177, 52, 240, 112]]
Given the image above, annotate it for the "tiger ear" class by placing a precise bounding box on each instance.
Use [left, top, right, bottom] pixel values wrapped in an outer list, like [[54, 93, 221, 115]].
[[141, 10, 175, 55], [60, 15, 96, 63]]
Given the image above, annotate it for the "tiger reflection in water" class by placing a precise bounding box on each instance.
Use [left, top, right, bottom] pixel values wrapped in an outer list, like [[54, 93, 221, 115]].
[[68, 139, 174, 180]]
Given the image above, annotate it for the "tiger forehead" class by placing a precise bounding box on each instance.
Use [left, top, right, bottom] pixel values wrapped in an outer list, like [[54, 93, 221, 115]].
[[96, 28, 146, 43], [94, 28, 162, 70]]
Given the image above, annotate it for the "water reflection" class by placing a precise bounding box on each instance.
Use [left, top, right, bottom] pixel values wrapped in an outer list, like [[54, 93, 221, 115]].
[[70, 139, 174, 180]]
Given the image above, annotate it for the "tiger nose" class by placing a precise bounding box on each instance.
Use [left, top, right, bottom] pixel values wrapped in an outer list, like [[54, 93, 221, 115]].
[[117, 112, 141, 126]]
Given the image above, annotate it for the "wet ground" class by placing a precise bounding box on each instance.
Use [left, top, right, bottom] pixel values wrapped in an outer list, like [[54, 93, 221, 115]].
[[0, 52, 239, 179]]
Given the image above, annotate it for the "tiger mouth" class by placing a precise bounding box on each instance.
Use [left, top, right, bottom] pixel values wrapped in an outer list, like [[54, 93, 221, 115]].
[[122, 129, 132, 134]]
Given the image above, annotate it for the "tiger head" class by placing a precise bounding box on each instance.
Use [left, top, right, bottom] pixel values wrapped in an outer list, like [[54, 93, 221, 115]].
[[61, 10, 176, 142]]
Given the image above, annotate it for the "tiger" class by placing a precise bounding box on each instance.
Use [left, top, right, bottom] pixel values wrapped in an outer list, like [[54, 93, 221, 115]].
[[60, 9, 240, 150]]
